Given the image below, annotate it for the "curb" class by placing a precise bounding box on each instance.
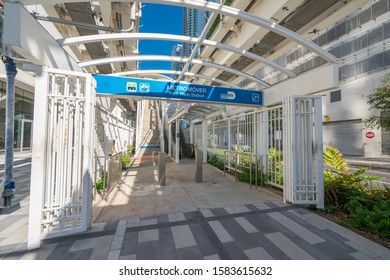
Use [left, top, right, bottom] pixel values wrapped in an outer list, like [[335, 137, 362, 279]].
[[346, 160, 390, 169]]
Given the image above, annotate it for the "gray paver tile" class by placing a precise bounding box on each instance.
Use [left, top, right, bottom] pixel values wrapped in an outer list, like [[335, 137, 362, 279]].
[[350, 251, 372, 260], [224, 242, 248, 260], [88, 223, 106, 233], [127, 217, 140, 228], [115, 220, 128, 236], [136, 241, 161, 260], [253, 203, 272, 211], [234, 217, 258, 234], [267, 212, 325, 245], [90, 235, 114, 260], [69, 237, 98, 252], [200, 209, 214, 218], [345, 240, 390, 259], [171, 225, 197, 249], [177, 246, 203, 260], [204, 254, 220, 260], [20, 244, 57, 260], [140, 217, 158, 226], [111, 235, 125, 250], [107, 249, 121, 260], [244, 247, 273, 260], [225, 205, 250, 214], [120, 254, 137, 260], [265, 232, 315, 260], [138, 229, 159, 243], [168, 213, 186, 223], [208, 220, 233, 243]]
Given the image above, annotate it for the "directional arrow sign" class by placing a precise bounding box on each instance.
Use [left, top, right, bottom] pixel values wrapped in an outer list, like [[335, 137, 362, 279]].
[[93, 75, 263, 106]]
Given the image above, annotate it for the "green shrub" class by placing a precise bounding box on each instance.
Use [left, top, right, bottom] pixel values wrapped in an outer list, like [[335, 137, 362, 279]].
[[267, 147, 284, 184], [322, 146, 389, 238], [237, 166, 267, 187], [96, 171, 108, 191], [207, 155, 224, 171], [122, 152, 130, 170], [127, 145, 135, 154]]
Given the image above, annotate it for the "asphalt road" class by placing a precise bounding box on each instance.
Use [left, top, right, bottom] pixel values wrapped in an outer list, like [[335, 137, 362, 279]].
[[348, 165, 390, 187]]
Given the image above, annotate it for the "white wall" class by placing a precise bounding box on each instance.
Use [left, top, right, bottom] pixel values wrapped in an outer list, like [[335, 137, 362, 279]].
[[320, 70, 387, 157], [95, 96, 135, 155]]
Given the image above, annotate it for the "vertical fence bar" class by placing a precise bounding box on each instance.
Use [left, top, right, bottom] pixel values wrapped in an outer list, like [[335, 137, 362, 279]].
[[314, 97, 325, 209], [28, 66, 49, 249]]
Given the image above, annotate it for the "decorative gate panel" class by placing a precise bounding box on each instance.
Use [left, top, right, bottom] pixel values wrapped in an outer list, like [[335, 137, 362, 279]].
[[283, 96, 324, 208], [28, 68, 95, 248]]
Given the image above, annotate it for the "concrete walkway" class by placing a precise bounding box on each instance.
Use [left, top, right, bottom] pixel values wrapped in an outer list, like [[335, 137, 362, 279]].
[[93, 156, 281, 222], [0, 154, 390, 260]]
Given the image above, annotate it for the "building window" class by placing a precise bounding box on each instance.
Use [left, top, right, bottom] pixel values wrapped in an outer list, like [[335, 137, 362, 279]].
[[330, 90, 341, 103]]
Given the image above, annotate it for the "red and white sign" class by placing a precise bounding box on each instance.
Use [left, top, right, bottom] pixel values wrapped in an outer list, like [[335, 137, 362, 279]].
[[365, 132, 375, 139]]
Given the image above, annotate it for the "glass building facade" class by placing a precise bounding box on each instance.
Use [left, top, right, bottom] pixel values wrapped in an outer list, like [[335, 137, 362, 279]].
[[1, 7, 34, 153], [0, 82, 34, 153]]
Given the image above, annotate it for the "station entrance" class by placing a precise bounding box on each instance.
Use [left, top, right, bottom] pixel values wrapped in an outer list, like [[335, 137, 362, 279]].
[[1, 0, 338, 250], [27, 67, 324, 249]]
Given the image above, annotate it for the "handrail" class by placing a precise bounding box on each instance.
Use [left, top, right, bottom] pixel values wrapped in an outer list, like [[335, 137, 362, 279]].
[[223, 150, 265, 189], [94, 151, 123, 201], [134, 100, 145, 158]]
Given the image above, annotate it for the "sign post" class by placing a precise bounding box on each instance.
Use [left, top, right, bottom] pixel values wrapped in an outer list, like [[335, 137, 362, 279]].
[[93, 75, 263, 107]]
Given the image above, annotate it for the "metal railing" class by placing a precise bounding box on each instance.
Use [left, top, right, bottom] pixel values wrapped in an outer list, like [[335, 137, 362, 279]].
[[155, 100, 164, 152], [223, 150, 265, 189], [94, 151, 122, 201]]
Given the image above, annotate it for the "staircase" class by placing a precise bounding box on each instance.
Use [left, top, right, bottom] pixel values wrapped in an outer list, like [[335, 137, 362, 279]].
[[137, 100, 161, 156]]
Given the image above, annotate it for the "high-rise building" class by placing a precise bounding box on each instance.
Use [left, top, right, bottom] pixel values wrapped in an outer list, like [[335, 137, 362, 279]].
[[182, 0, 216, 57]]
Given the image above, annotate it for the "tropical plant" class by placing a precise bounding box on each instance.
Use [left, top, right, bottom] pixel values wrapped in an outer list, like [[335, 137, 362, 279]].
[[323, 146, 380, 206], [322, 146, 389, 238]]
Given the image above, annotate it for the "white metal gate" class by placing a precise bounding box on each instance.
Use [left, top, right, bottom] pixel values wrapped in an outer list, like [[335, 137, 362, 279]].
[[283, 96, 324, 208], [28, 68, 95, 249]]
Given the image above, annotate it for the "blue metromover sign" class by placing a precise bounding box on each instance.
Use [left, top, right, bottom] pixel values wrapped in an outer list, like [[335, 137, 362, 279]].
[[93, 75, 263, 106]]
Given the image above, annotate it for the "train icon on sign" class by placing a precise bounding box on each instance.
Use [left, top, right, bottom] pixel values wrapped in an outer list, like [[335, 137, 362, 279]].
[[140, 83, 150, 93], [126, 82, 137, 92]]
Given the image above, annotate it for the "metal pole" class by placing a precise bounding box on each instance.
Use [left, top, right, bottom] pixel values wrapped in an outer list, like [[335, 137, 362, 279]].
[[195, 150, 203, 183], [175, 119, 180, 164], [1, 56, 17, 207], [158, 152, 166, 186]]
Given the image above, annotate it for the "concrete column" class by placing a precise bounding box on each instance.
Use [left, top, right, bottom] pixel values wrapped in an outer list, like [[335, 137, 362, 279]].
[[227, 119, 231, 150], [161, 102, 166, 153], [135, 100, 142, 152], [195, 150, 203, 183], [168, 123, 172, 157], [158, 152, 166, 186], [202, 120, 207, 163], [175, 119, 180, 164]]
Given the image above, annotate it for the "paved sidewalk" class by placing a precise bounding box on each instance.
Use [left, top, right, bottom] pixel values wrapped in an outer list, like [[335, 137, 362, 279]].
[[1, 154, 389, 260], [2, 201, 390, 260]]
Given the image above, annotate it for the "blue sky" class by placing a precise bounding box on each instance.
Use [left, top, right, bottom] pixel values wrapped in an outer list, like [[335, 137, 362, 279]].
[[139, 4, 184, 70]]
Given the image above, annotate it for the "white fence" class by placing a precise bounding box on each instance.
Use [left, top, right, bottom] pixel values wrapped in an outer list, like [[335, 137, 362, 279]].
[[194, 96, 324, 208]]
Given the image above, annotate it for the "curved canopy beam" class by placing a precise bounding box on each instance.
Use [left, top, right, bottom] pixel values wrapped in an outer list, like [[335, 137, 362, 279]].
[[25, 0, 337, 63], [59, 33, 296, 78], [79, 55, 271, 88], [108, 70, 240, 88]]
